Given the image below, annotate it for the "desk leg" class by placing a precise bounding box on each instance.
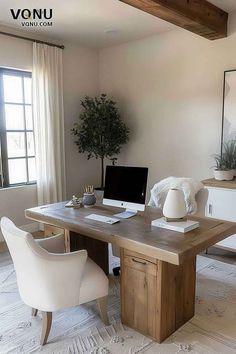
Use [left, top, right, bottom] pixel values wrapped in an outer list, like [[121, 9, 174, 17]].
[[120, 248, 196, 343], [64, 229, 71, 253], [156, 256, 196, 342]]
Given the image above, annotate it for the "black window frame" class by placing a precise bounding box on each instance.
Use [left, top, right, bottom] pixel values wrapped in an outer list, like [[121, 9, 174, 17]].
[[0, 68, 36, 188]]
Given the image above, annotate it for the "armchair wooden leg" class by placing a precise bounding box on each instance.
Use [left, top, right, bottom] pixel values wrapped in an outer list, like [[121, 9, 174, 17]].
[[32, 308, 38, 317], [97, 296, 109, 326], [40, 312, 52, 346]]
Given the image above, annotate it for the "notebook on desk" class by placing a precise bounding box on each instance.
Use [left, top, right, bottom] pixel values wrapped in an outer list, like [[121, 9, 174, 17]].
[[151, 217, 199, 233]]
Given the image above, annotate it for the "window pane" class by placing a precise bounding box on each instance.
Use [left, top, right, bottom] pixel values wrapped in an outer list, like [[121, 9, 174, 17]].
[[3, 75, 23, 103], [25, 106, 33, 130], [7, 132, 26, 158], [28, 157, 36, 181], [8, 158, 26, 184], [27, 132, 35, 156], [24, 77, 32, 104], [5, 104, 24, 130]]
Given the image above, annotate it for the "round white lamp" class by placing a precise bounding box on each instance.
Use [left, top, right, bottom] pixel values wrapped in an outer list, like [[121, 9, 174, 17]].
[[163, 188, 186, 220]]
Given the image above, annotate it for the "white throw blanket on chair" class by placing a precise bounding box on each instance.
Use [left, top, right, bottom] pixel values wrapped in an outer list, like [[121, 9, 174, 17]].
[[148, 177, 204, 214]]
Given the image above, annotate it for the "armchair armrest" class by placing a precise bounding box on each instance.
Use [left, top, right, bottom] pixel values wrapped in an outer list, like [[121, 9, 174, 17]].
[[36, 233, 65, 253]]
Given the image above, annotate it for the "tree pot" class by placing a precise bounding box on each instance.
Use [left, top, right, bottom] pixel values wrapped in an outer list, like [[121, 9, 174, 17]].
[[214, 170, 234, 181]]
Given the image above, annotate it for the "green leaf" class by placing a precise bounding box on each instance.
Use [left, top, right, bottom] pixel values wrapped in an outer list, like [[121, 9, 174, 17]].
[[213, 140, 236, 170]]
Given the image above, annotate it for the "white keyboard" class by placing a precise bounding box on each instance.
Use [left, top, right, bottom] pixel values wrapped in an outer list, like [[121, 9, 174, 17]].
[[85, 214, 120, 225]]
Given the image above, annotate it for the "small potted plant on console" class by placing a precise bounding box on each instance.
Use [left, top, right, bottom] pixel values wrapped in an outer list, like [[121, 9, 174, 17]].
[[213, 141, 236, 181]]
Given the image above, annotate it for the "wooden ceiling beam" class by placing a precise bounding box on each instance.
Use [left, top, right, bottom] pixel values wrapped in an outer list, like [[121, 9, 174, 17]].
[[120, 0, 228, 40]]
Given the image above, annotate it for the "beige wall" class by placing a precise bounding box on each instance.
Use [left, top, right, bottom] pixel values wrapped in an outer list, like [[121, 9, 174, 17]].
[[0, 185, 37, 225], [0, 34, 99, 241], [63, 43, 100, 198], [99, 22, 236, 198]]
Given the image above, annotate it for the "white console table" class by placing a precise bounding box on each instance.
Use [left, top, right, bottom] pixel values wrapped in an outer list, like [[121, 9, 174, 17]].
[[202, 178, 236, 252]]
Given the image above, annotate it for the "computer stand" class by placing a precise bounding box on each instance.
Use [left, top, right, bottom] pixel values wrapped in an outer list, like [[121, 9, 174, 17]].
[[114, 209, 138, 219]]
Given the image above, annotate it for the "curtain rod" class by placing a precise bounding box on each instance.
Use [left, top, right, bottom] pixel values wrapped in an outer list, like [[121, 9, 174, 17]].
[[0, 31, 64, 49]]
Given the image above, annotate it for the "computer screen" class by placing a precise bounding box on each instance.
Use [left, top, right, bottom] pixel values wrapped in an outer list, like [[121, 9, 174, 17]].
[[104, 166, 148, 205]]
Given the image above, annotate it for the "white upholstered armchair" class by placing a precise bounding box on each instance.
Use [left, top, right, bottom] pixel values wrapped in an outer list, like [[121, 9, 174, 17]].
[[0, 217, 109, 345]]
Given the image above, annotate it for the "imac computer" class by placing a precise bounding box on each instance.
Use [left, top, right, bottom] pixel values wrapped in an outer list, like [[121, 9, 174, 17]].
[[103, 166, 148, 219]]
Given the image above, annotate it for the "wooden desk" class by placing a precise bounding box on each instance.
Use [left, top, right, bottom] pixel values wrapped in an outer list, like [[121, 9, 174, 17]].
[[25, 202, 236, 343]]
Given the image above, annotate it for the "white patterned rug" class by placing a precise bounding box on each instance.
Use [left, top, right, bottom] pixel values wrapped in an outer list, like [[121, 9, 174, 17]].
[[1, 256, 236, 353]]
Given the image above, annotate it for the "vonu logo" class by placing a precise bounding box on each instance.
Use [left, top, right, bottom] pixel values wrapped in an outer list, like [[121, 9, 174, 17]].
[[10, 9, 52, 20]]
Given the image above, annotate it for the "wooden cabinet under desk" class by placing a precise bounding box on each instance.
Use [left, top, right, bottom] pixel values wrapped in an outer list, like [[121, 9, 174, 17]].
[[121, 249, 157, 339], [120, 249, 196, 342]]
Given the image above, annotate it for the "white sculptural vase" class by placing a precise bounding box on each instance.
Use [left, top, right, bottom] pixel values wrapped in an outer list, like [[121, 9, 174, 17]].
[[163, 188, 186, 219]]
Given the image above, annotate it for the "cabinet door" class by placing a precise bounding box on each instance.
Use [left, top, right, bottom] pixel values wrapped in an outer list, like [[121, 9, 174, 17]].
[[121, 250, 157, 338], [206, 188, 236, 221]]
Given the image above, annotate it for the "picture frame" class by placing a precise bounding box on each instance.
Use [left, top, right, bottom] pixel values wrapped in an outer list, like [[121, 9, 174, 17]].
[[221, 69, 236, 152]]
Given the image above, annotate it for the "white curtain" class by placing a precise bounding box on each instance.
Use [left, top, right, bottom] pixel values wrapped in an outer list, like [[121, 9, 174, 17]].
[[32, 43, 66, 205]]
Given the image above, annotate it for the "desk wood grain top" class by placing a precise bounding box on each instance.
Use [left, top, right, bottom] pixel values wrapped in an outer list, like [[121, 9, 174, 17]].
[[25, 202, 236, 265]]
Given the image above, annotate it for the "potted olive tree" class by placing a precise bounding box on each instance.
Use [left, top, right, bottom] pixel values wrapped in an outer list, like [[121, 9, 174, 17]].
[[213, 140, 236, 181], [71, 94, 129, 196]]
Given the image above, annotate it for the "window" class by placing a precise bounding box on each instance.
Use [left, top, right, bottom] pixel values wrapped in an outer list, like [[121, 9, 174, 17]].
[[0, 68, 36, 188]]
